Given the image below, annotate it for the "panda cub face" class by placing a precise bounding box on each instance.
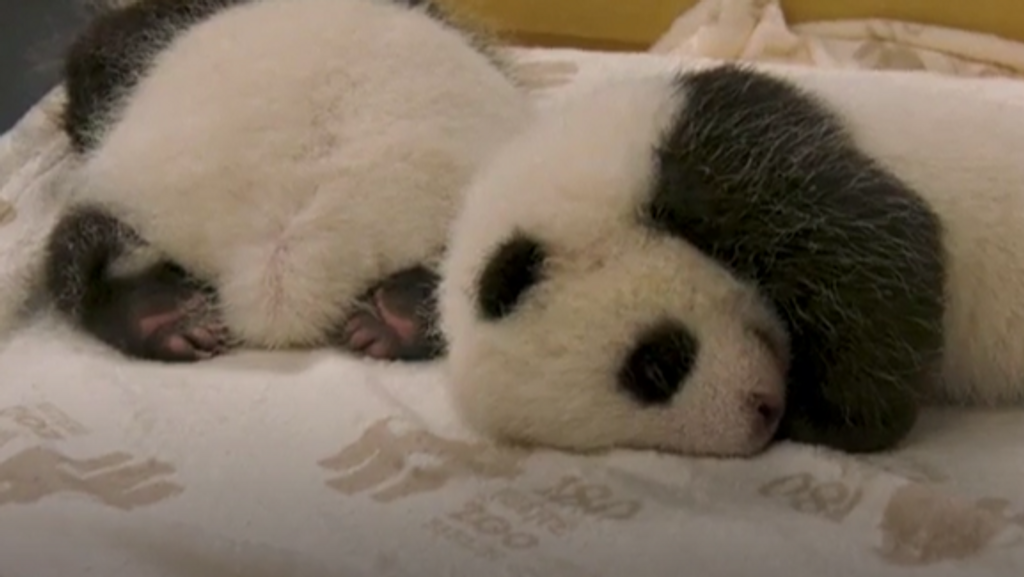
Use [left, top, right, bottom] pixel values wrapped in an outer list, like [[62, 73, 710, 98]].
[[438, 75, 791, 457]]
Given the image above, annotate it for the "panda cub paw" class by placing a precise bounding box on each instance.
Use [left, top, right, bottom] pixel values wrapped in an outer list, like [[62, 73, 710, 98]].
[[136, 292, 230, 362], [87, 263, 230, 363], [336, 265, 445, 362]]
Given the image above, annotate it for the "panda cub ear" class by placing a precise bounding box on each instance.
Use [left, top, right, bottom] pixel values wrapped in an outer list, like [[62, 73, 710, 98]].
[[476, 232, 547, 320], [618, 320, 699, 406]]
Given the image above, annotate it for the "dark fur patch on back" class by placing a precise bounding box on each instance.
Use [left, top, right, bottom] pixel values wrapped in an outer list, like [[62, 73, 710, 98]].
[[644, 65, 946, 452], [61, 0, 251, 153]]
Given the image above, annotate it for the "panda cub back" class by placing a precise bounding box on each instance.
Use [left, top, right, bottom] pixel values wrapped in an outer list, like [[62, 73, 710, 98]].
[[61, 0, 250, 154], [440, 63, 1024, 457], [55, 0, 533, 350]]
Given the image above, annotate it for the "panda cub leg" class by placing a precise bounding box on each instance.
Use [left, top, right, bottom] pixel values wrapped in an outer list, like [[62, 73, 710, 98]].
[[45, 207, 229, 362], [89, 262, 229, 362], [337, 265, 445, 362]]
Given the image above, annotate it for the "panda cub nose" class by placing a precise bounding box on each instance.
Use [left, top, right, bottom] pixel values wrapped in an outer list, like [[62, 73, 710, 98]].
[[748, 391, 783, 433]]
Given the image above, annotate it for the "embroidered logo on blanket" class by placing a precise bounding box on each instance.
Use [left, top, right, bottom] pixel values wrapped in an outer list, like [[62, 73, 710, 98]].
[[0, 446, 183, 510], [759, 465, 1024, 566], [758, 471, 865, 523], [877, 483, 1024, 566], [318, 417, 526, 503], [0, 401, 184, 510], [318, 417, 645, 576]]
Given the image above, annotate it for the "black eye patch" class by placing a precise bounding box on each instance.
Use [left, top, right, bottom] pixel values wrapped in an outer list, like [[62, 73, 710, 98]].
[[618, 320, 699, 405], [476, 233, 546, 320]]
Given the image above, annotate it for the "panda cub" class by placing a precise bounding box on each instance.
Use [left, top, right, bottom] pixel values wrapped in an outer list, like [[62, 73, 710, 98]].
[[45, 0, 531, 362], [438, 63, 1024, 457]]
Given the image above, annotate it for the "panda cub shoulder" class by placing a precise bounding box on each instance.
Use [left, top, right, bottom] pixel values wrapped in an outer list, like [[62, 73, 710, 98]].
[[46, 0, 532, 362], [438, 63, 1024, 457]]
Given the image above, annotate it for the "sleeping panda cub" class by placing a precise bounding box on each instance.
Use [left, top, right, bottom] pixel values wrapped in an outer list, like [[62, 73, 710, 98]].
[[45, 0, 531, 362], [438, 64, 1024, 457]]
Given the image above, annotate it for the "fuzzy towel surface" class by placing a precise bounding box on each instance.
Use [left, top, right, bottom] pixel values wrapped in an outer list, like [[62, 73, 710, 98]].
[[1, 47, 1024, 577]]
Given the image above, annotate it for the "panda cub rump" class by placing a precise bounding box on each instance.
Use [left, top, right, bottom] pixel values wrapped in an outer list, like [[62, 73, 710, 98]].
[[73, 0, 530, 348], [440, 64, 1024, 457], [53, 0, 532, 356]]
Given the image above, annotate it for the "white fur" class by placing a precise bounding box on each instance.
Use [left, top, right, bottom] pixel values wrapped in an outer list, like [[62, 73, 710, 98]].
[[72, 0, 532, 348], [438, 66, 1024, 457], [438, 77, 790, 457]]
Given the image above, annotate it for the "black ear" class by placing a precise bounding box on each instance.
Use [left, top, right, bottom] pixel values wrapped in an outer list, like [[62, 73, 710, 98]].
[[476, 233, 546, 320], [618, 320, 699, 405]]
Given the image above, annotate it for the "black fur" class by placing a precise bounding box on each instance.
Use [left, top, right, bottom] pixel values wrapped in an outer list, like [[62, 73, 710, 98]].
[[52, 0, 250, 360], [46, 205, 145, 318], [392, 0, 448, 20], [476, 234, 547, 320], [61, 0, 249, 153], [644, 65, 947, 453], [373, 265, 446, 360], [340, 264, 447, 361], [618, 321, 699, 406], [44, 205, 224, 361]]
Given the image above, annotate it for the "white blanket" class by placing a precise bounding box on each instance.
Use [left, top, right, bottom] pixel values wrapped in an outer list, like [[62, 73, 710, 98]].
[[1, 48, 1023, 577]]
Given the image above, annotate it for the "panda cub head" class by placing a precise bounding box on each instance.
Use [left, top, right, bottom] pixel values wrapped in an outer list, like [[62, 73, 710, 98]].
[[437, 71, 793, 458]]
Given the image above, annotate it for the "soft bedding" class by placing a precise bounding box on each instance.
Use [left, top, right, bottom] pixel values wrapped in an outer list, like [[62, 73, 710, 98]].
[[652, 0, 1024, 79], [1, 45, 1024, 577]]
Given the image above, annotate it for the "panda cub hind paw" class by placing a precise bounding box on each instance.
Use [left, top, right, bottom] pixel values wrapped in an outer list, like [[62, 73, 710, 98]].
[[335, 265, 445, 362], [86, 263, 230, 363], [137, 294, 230, 362]]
